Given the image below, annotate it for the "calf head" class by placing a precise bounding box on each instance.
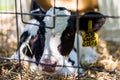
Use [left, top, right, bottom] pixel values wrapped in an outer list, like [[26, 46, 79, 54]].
[[38, 8, 106, 74], [38, 7, 76, 74]]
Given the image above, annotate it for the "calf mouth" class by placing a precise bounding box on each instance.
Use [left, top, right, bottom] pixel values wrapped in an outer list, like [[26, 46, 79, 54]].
[[38, 58, 62, 73], [40, 62, 57, 73]]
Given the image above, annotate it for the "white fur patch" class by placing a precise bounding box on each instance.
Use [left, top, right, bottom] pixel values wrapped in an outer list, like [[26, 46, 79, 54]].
[[74, 33, 99, 65], [57, 50, 78, 75], [43, 7, 71, 34], [10, 41, 31, 60], [23, 19, 40, 36]]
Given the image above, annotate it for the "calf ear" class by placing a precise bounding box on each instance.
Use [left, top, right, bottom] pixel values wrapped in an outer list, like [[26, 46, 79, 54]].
[[31, 0, 46, 22], [79, 12, 106, 32]]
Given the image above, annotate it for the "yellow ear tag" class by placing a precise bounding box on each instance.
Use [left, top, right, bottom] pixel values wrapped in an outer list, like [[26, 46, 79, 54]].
[[82, 20, 98, 47]]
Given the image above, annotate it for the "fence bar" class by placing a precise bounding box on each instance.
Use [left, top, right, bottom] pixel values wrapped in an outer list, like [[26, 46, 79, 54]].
[[15, 0, 22, 79]]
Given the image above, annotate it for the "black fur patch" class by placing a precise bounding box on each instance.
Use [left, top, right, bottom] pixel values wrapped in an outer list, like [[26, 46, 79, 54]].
[[68, 57, 75, 65]]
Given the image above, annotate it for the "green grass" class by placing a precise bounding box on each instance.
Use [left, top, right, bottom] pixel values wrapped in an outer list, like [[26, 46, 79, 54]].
[[0, 0, 15, 11]]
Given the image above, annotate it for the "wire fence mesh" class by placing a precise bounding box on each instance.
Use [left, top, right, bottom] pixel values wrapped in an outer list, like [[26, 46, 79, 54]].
[[0, 0, 120, 80]]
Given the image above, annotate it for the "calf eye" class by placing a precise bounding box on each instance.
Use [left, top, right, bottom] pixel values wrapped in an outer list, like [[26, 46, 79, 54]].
[[67, 33, 70, 37], [64, 33, 71, 39]]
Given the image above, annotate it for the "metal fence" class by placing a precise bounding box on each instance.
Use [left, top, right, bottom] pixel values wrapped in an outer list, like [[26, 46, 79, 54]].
[[0, 0, 119, 80]]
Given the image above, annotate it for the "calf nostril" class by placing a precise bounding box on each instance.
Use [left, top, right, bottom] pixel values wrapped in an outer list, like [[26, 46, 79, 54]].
[[41, 59, 57, 65], [39, 59, 58, 73], [54, 61, 57, 65]]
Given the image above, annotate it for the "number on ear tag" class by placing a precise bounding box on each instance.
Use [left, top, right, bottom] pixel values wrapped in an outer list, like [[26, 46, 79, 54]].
[[82, 20, 98, 47]]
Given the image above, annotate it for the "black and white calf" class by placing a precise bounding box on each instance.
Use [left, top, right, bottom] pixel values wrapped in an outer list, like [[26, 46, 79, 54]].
[[11, 6, 106, 75], [38, 7, 78, 75]]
